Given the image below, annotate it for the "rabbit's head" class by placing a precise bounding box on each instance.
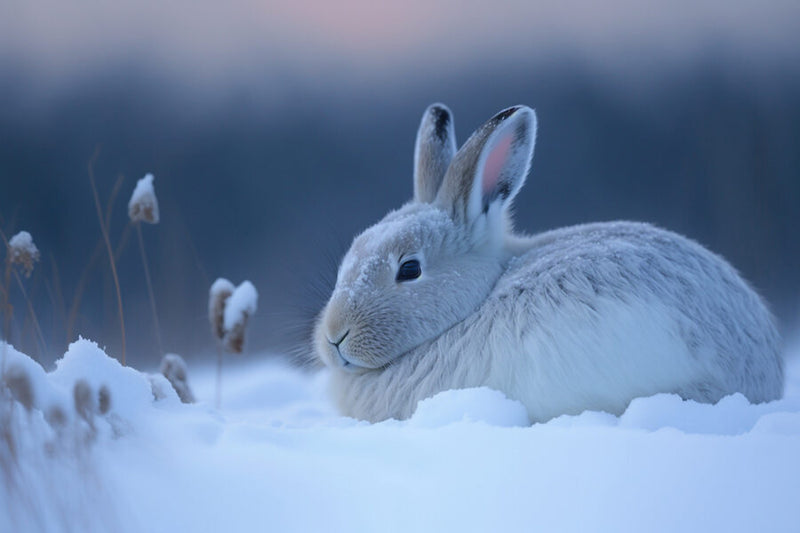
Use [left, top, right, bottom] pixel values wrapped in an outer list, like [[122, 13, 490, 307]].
[[316, 104, 537, 371]]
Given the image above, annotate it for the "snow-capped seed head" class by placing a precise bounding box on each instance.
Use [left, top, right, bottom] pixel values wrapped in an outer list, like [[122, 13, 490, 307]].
[[7, 231, 40, 278], [222, 281, 258, 354], [4, 363, 34, 412], [73, 379, 94, 422], [98, 385, 112, 415], [160, 353, 195, 403], [128, 173, 160, 224], [209, 278, 235, 341]]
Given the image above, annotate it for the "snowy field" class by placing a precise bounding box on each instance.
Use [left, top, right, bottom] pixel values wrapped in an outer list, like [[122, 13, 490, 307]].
[[2, 339, 800, 533]]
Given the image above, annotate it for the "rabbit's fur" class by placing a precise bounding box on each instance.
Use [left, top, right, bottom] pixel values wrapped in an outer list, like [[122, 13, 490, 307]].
[[315, 104, 783, 423]]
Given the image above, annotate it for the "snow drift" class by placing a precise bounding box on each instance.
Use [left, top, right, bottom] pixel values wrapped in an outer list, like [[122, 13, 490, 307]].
[[1, 339, 799, 532]]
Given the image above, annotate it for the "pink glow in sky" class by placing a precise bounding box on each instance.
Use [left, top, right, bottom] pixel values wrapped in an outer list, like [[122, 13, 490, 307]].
[[1, 0, 799, 85]]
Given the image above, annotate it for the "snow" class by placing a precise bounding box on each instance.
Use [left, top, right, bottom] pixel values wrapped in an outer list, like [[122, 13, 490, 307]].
[[128, 173, 160, 224], [408, 387, 530, 428], [2, 339, 800, 532]]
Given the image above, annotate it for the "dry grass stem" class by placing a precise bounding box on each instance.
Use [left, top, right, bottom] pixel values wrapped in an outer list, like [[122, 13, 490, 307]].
[[106, 174, 125, 229], [88, 148, 126, 365], [128, 173, 163, 355], [136, 222, 163, 355], [208, 278, 234, 409]]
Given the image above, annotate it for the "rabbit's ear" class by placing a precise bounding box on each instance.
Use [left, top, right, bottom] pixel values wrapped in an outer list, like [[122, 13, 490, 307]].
[[437, 106, 536, 226], [414, 103, 457, 203]]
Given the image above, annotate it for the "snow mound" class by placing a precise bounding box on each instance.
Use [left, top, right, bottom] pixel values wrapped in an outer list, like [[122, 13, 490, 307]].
[[2, 341, 799, 532], [51, 339, 162, 418], [409, 387, 530, 428]]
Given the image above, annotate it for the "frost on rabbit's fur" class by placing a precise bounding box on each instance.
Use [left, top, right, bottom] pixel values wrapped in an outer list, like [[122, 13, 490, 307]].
[[315, 103, 784, 423]]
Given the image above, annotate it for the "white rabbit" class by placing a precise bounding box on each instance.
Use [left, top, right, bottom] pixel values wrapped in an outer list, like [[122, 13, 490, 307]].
[[314, 103, 784, 423]]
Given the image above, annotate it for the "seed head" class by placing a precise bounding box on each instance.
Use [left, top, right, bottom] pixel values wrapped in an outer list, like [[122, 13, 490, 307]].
[[128, 173, 160, 224], [209, 278, 235, 341], [222, 281, 258, 354], [160, 353, 195, 403], [7, 231, 40, 278]]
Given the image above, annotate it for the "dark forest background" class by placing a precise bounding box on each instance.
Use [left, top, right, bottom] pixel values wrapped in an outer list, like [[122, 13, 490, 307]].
[[2, 49, 798, 369]]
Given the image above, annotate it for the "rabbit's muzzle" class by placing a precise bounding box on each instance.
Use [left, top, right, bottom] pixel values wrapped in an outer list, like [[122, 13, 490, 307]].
[[328, 330, 358, 370]]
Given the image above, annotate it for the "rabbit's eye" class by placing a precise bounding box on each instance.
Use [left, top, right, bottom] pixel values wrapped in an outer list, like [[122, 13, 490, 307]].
[[396, 259, 422, 282]]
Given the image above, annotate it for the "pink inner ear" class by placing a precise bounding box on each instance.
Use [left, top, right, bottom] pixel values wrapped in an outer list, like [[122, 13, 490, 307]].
[[482, 133, 513, 196]]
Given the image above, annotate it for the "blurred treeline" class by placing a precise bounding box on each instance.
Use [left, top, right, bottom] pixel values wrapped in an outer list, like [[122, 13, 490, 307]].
[[1, 57, 798, 367]]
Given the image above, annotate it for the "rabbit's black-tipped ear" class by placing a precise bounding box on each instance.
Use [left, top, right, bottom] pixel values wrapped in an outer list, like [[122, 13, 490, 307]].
[[414, 103, 457, 203], [437, 106, 536, 226]]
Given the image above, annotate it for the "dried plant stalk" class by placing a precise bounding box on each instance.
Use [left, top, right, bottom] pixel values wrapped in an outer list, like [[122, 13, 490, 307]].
[[209, 278, 234, 409], [136, 222, 163, 355], [129, 173, 164, 355], [88, 149, 126, 365]]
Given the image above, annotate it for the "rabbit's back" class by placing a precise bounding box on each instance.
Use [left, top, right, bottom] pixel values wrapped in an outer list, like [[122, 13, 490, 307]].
[[484, 221, 782, 420]]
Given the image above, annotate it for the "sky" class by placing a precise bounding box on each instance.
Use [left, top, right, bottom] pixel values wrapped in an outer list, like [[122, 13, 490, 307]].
[[3, 0, 800, 93]]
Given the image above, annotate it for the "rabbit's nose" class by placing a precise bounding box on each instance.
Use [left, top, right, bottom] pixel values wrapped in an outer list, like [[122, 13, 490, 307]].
[[328, 330, 358, 369], [328, 329, 350, 348]]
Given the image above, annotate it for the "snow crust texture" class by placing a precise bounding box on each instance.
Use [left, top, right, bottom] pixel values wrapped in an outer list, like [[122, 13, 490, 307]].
[[2, 340, 799, 533]]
